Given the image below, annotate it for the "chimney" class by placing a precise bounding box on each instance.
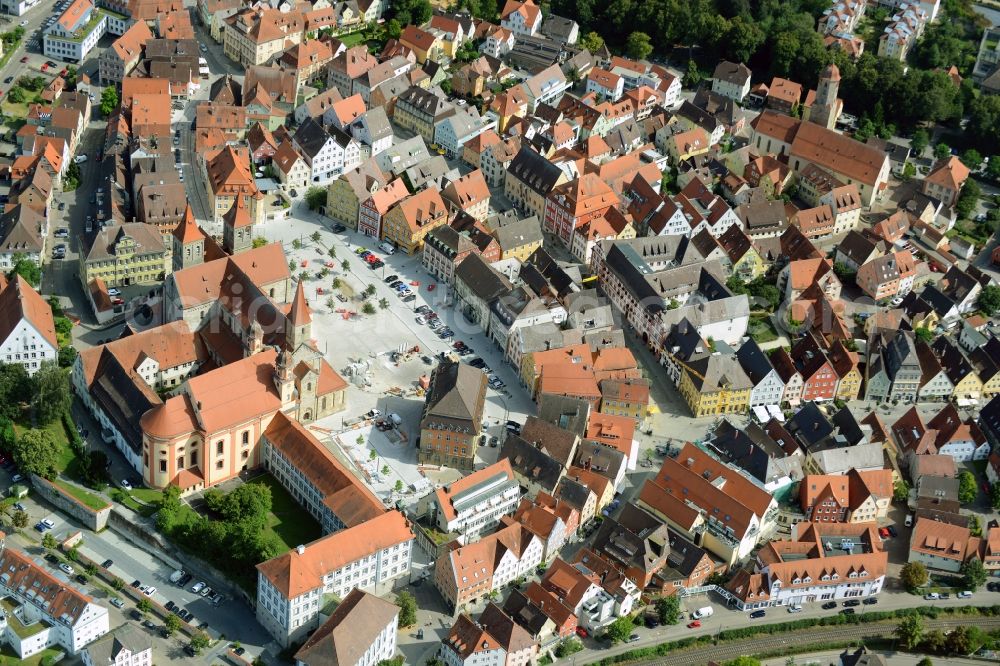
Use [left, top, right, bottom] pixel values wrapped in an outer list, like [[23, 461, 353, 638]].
[[296, 544, 306, 555]]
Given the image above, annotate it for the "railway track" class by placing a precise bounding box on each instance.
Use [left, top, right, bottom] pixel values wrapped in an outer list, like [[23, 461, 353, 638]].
[[603, 616, 1000, 666]]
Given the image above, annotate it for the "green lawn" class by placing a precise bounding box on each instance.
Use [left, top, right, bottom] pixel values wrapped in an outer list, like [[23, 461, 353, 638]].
[[254, 475, 323, 550], [53, 479, 109, 511], [339, 30, 370, 47], [0, 598, 48, 639], [748, 316, 779, 344], [0, 645, 62, 665]]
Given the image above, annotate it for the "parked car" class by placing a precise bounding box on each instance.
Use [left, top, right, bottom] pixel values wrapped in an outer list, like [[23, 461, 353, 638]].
[[165, 600, 176, 612], [841, 608, 856, 616], [332, 224, 346, 233], [385, 275, 399, 284], [178, 573, 192, 587], [958, 590, 973, 599], [45, 553, 58, 564], [862, 597, 878, 605], [575, 626, 588, 638], [749, 610, 766, 619], [142, 586, 156, 597], [130, 579, 142, 588], [687, 620, 701, 628], [75, 574, 88, 584], [120, 478, 132, 490], [191, 581, 206, 594], [842, 600, 860, 607], [924, 592, 940, 600], [200, 586, 213, 597], [887, 526, 897, 537], [625, 633, 640, 643], [110, 598, 125, 609], [101, 559, 113, 568], [822, 601, 838, 610], [58, 563, 74, 575]]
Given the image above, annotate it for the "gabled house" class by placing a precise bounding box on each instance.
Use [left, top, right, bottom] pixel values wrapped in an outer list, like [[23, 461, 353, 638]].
[[736, 338, 785, 408]]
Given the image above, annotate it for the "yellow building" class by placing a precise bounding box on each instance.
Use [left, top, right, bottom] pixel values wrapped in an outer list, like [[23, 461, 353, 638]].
[[381, 188, 450, 255], [829, 340, 861, 401], [983, 373, 1000, 397], [399, 25, 445, 64], [598, 378, 650, 420], [678, 355, 752, 417], [205, 146, 264, 227], [223, 8, 304, 67], [951, 371, 983, 401], [81, 223, 169, 288]]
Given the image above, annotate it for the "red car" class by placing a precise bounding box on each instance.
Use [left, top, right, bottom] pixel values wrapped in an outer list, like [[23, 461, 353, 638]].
[[575, 627, 588, 638], [19, 56, 27, 63], [878, 527, 890, 539], [59, 68, 68, 77], [687, 620, 701, 629], [365, 253, 379, 264], [40, 64, 48, 71]]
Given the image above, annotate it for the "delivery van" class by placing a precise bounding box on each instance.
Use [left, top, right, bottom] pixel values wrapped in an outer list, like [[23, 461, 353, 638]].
[[691, 606, 714, 620]]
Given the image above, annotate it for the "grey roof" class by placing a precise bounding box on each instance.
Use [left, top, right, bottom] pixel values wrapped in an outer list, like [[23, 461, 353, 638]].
[[518, 416, 579, 467], [455, 253, 513, 302], [810, 441, 884, 475], [492, 214, 543, 251], [536, 394, 590, 437], [421, 359, 487, 431], [836, 230, 879, 266], [573, 440, 626, 483], [787, 402, 833, 450], [85, 625, 151, 665], [592, 503, 669, 577], [507, 146, 565, 197], [663, 317, 707, 362], [478, 603, 536, 654], [375, 136, 431, 175], [404, 155, 457, 190], [294, 589, 400, 666], [0, 204, 45, 254], [437, 105, 484, 139], [735, 338, 776, 385], [293, 117, 334, 159], [657, 295, 750, 336], [830, 407, 867, 447], [500, 433, 564, 493], [353, 105, 392, 141], [684, 352, 753, 392], [85, 223, 166, 262], [540, 14, 578, 42], [555, 475, 592, 510], [398, 85, 455, 120], [737, 199, 788, 231], [712, 60, 750, 86], [502, 589, 551, 638]]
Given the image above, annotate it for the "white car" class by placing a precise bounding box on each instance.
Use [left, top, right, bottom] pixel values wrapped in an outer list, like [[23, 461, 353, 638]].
[[120, 479, 132, 491], [415, 316, 425, 325], [191, 581, 206, 593], [143, 586, 156, 597], [59, 563, 73, 575], [19, 19, 27, 26], [73, 154, 88, 164], [958, 590, 973, 599], [107, 287, 121, 297]]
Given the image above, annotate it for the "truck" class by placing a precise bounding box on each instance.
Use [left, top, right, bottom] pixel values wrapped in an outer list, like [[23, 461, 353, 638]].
[[691, 607, 714, 620], [169, 570, 185, 584]]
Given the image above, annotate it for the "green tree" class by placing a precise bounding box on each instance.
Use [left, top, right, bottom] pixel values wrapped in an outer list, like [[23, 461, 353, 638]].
[[100, 86, 119, 115], [32, 361, 70, 425], [955, 179, 981, 220], [58, 346, 78, 368], [310, 231, 322, 244], [934, 143, 952, 161], [362, 302, 376, 315], [978, 285, 1000, 316], [378, 658, 405, 666], [725, 16, 764, 63], [252, 237, 267, 248], [6, 86, 24, 103], [394, 479, 404, 492], [111, 577, 125, 591], [914, 327, 934, 343], [916, 659, 933, 666], [555, 638, 583, 657], [921, 629, 946, 653], [986, 158, 1000, 182], [969, 514, 982, 537], [0, 364, 31, 418], [385, 18, 402, 39], [137, 597, 152, 614], [379, 297, 389, 309], [624, 31, 653, 60], [396, 590, 417, 627], [961, 149, 983, 170], [655, 595, 681, 624], [958, 470, 977, 504], [910, 129, 929, 156], [8, 254, 41, 286], [895, 613, 924, 650], [893, 479, 911, 502], [899, 561, 928, 590], [305, 187, 327, 211], [189, 631, 211, 654], [11, 510, 27, 529], [163, 612, 181, 636], [364, 284, 376, 298], [726, 275, 748, 295], [11, 428, 60, 479], [603, 615, 633, 644], [341, 260, 350, 271], [381, 464, 390, 475], [946, 624, 983, 655], [991, 483, 1000, 510], [42, 532, 57, 549], [579, 31, 604, 53], [961, 558, 987, 591], [723, 659, 762, 666]]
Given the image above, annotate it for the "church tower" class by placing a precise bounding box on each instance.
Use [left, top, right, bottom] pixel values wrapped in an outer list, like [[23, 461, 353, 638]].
[[222, 195, 255, 255], [172, 204, 206, 271], [285, 281, 312, 351], [811, 64, 840, 130], [273, 347, 296, 404]]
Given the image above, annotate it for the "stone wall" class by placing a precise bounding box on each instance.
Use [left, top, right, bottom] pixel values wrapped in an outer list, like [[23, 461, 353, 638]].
[[30, 475, 112, 532]]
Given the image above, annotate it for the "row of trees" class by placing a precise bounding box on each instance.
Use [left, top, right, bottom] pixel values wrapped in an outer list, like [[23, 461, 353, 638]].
[[896, 612, 989, 655], [899, 559, 987, 593]]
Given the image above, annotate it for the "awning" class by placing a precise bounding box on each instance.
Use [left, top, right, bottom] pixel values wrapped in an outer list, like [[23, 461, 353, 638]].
[[752, 406, 769, 422], [767, 405, 785, 422]]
